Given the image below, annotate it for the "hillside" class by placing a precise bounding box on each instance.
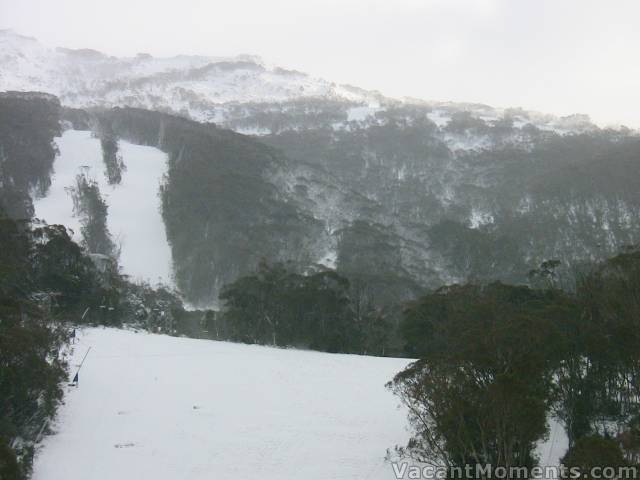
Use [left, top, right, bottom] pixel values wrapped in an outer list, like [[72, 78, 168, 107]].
[[3, 32, 640, 309], [32, 328, 412, 480], [2, 91, 640, 308], [0, 29, 608, 135], [0, 29, 380, 125], [33, 129, 173, 285], [31, 328, 568, 480]]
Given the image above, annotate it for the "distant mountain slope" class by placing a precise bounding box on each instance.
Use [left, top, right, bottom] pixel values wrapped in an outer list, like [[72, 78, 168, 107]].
[[3, 27, 640, 308], [3, 93, 640, 308], [0, 29, 381, 124], [33, 129, 173, 285], [67, 105, 640, 306], [0, 29, 611, 136], [89, 107, 330, 305], [263, 116, 640, 291]]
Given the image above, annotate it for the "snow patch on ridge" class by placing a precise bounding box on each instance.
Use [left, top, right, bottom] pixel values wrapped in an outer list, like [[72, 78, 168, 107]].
[[469, 208, 494, 228], [0, 30, 379, 122], [0, 29, 613, 138]]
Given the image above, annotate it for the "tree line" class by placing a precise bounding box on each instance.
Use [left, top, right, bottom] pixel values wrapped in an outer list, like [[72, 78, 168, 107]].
[[388, 249, 640, 477], [214, 261, 393, 355]]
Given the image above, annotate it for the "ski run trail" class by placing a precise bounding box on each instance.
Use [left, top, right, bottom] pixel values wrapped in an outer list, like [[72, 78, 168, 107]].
[[32, 328, 567, 480], [33, 130, 173, 286]]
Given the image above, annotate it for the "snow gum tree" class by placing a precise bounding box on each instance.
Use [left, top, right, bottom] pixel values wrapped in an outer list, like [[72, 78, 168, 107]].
[[389, 283, 572, 473]]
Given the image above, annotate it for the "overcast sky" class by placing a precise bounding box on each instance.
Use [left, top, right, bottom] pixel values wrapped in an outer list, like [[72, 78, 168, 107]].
[[1, 0, 638, 127]]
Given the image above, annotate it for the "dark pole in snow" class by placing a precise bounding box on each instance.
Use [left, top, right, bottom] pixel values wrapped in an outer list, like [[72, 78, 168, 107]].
[[71, 346, 92, 386]]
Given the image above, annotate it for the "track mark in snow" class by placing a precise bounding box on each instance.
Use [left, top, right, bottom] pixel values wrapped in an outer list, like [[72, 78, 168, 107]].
[[114, 443, 136, 449]]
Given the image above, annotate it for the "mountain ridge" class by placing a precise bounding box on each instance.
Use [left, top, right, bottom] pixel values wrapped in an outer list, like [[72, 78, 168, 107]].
[[0, 29, 382, 122], [2, 32, 640, 308], [1, 29, 625, 135]]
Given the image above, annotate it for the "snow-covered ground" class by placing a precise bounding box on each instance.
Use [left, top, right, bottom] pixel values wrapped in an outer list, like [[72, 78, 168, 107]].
[[32, 328, 568, 480], [32, 328, 412, 480], [33, 130, 173, 285]]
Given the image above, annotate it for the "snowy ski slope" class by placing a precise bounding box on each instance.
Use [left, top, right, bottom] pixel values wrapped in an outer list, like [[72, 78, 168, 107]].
[[33, 130, 173, 285], [32, 328, 568, 480], [32, 328, 413, 480]]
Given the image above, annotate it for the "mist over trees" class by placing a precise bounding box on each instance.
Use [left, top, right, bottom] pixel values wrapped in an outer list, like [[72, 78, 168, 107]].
[[57, 102, 640, 310]]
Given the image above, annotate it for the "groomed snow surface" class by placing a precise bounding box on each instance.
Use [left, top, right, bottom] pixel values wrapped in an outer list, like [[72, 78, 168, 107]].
[[32, 328, 413, 480], [33, 130, 173, 285], [32, 328, 568, 480]]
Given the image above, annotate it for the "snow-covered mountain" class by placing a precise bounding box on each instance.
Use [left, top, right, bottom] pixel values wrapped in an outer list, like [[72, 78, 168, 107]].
[[3, 31, 640, 308], [0, 29, 381, 123], [0, 29, 604, 137]]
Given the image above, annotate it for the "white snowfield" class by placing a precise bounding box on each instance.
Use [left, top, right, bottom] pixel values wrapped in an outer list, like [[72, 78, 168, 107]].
[[32, 328, 414, 480], [33, 130, 173, 285]]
